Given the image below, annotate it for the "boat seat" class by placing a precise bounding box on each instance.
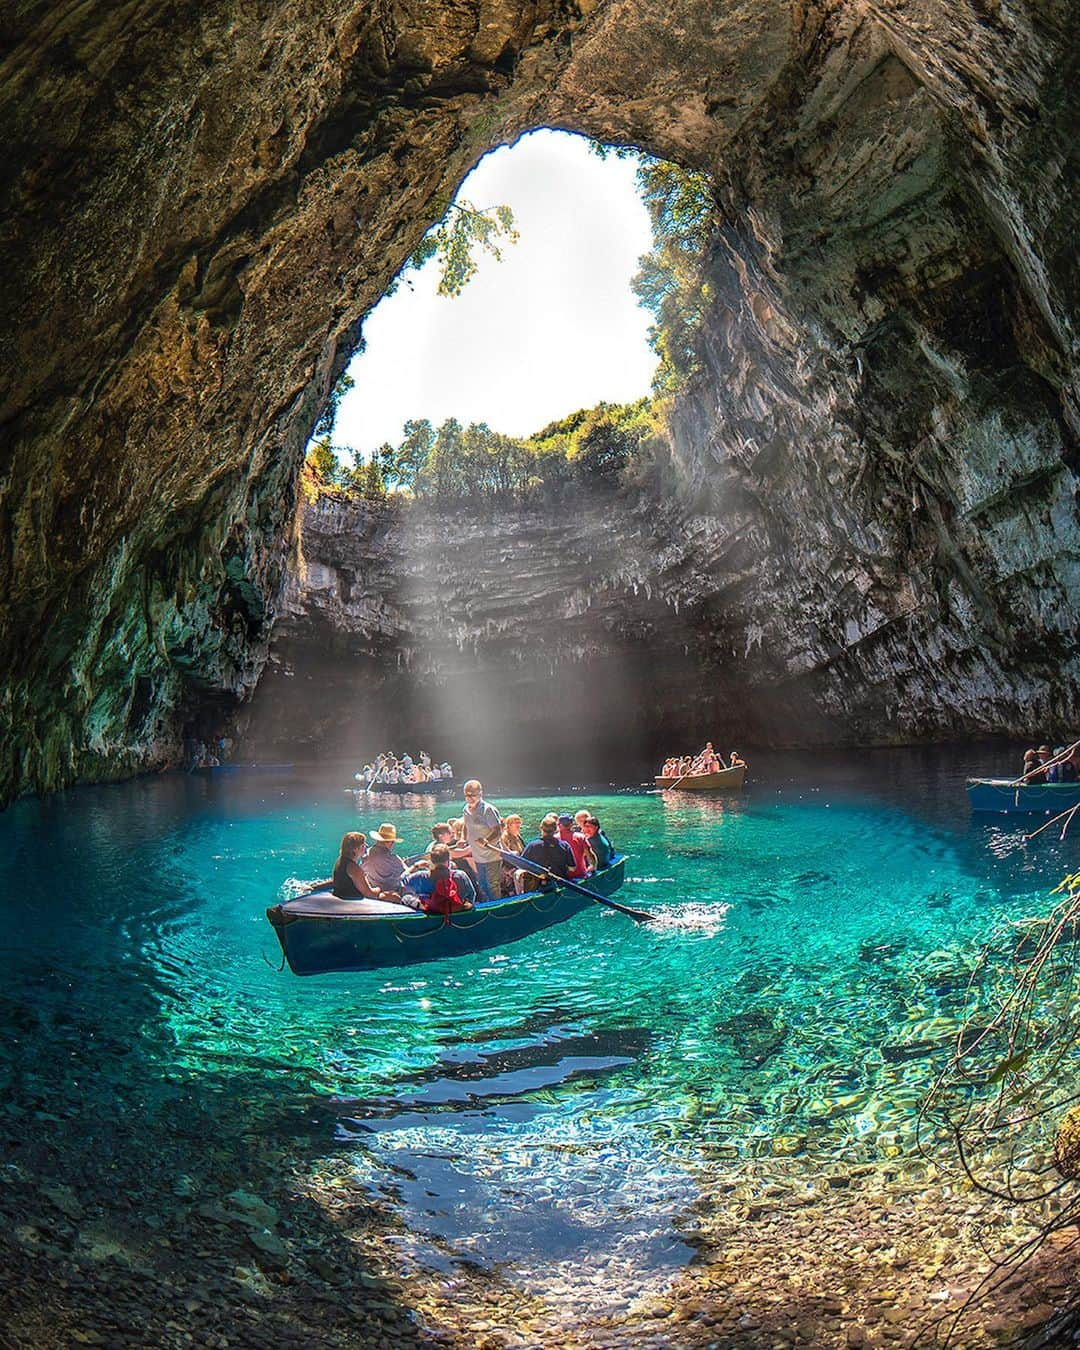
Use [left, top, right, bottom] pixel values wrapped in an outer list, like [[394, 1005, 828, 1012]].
[[281, 892, 419, 918]]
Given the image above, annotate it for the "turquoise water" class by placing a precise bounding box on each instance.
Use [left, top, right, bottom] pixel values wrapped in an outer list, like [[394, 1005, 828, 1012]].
[[2, 748, 1073, 1308]]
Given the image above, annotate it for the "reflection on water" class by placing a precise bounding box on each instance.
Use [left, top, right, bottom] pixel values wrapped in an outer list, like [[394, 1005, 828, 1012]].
[[1, 745, 1075, 1306]]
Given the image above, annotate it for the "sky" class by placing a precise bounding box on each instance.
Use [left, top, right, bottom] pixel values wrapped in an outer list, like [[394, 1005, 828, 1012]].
[[332, 129, 657, 457]]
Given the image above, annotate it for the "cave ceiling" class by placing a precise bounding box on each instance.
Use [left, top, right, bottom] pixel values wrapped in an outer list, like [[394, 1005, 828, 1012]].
[[0, 0, 1076, 798]]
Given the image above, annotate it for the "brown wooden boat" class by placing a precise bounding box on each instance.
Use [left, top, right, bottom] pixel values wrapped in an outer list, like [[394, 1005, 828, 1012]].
[[654, 765, 746, 791]]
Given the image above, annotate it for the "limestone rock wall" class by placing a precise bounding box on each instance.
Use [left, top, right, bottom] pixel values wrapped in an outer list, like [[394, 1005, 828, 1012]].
[[242, 491, 822, 776], [1, 0, 1075, 798]]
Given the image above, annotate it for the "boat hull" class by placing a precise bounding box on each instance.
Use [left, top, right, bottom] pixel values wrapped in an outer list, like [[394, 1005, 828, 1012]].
[[267, 857, 628, 975], [353, 780, 458, 795], [654, 766, 745, 791], [966, 779, 1080, 814]]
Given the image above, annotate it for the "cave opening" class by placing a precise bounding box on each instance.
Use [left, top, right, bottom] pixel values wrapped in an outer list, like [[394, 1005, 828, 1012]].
[[240, 129, 738, 784]]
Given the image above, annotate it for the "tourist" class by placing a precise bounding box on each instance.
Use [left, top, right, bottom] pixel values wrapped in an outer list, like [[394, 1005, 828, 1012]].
[[1060, 745, 1080, 783], [557, 813, 589, 879], [406, 844, 477, 909], [1038, 745, 1059, 783], [574, 809, 590, 831], [417, 846, 474, 915], [692, 741, 719, 773], [516, 813, 575, 892], [462, 780, 503, 903], [729, 750, 747, 769], [333, 831, 374, 899], [1022, 748, 1042, 782], [499, 813, 527, 893], [501, 813, 526, 855], [362, 823, 420, 906], [413, 822, 473, 871], [582, 817, 615, 871], [331, 831, 397, 901]]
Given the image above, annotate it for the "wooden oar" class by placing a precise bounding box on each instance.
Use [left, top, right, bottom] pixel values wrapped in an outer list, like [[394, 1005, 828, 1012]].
[[490, 846, 656, 923], [1023, 801, 1080, 843], [652, 764, 695, 792]]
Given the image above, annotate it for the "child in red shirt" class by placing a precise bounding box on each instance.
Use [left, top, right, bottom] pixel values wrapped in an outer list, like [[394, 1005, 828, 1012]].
[[420, 845, 475, 916]]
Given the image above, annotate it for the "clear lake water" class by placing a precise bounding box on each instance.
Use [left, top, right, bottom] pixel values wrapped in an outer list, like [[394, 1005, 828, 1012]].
[[2, 745, 1074, 1313]]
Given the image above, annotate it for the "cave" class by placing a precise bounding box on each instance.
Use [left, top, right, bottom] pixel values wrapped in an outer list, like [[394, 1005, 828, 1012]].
[[2, 0, 1076, 803], [3, 4, 1080, 1342]]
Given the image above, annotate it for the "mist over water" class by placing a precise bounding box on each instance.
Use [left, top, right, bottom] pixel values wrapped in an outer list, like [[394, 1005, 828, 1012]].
[[1, 745, 1071, 1310]]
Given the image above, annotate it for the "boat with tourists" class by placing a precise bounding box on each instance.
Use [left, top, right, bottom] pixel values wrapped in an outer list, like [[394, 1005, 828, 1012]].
[[966, 779, 1080, 814], [655, 742, 747, 791], [266, 855, 628, 975], [654, 765, 746, 791], [352, 749, 455, 793]]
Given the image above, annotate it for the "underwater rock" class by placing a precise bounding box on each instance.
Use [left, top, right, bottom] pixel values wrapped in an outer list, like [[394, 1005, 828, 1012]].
[[715, 1007, 787, 1067], [1053, 1105, 1080, 1180]]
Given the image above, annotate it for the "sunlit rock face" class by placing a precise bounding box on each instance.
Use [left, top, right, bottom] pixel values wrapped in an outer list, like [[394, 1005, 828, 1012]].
[[1, 0, 1075, 798], [242, 492, 836, 777]]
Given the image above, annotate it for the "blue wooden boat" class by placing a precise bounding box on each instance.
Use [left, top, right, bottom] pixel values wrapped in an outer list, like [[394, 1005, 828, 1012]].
[[266, 856, 627, 975], [966, 778, 1080, 814]]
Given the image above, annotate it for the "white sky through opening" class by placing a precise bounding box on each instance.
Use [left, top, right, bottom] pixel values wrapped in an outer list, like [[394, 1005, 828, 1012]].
[[332, 129, 657, 458]]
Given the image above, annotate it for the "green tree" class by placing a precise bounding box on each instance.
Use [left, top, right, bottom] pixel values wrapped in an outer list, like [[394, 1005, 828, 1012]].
[[382, 419, 435, 492], [570, 408, 637, 481], [306, 438, 340, 484], [422, 417, 465, 495], [408, 200, 519, 298], [312, 369, 355, 440], [359, 458, 386, 500], [631, 158, 717, 392]]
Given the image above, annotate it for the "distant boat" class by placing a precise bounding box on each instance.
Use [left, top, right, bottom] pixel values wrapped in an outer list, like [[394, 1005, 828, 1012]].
[[353, 778, 458, 795], [266, 857, 627, 975], [966, 778, 1080, 814], [654, 765, 746, 791]]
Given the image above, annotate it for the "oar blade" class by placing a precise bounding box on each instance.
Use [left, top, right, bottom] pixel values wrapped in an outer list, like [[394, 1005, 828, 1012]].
[[491, 846, 656, 923]]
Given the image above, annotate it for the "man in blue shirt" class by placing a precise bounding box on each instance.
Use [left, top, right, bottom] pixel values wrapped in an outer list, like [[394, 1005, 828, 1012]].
[[517, 814, 575, 891]]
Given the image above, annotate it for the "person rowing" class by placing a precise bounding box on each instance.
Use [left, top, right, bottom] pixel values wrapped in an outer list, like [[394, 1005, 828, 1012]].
[[514, 814, 574, 893]]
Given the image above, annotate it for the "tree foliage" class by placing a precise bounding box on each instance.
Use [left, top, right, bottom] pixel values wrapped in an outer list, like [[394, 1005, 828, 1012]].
[[306, 438, 340, 484], [405, 200, 519, 298], [631, 157, 717, 392], [312, 369, 355, 440], [306, 401, 656, 506], [365, 399, 656, 502]]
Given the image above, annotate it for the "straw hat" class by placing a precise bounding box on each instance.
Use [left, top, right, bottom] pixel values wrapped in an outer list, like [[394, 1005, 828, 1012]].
[[374, 822, 398, 843]]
